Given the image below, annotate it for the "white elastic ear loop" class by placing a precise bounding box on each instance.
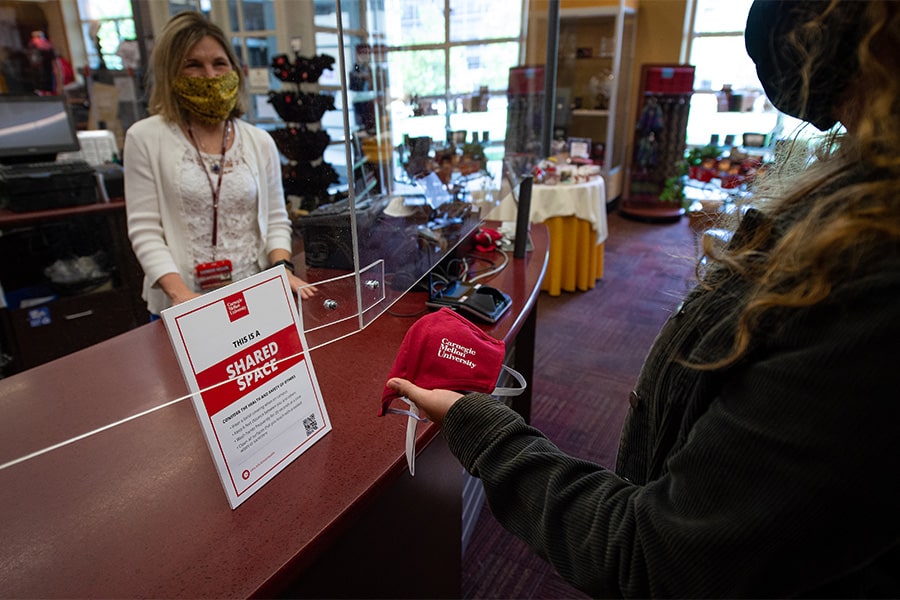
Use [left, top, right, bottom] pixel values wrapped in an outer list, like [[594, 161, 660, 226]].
[[490, 364, 528, 397], [384, 363, 527, 478], [383, 397, 424, 477], [384, 398, 427, 476], [385, 400, 428, 421], [405, 400, 419, 477]]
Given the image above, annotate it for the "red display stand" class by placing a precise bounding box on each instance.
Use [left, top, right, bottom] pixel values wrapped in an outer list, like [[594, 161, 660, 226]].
[[620, 64, 695, 223]]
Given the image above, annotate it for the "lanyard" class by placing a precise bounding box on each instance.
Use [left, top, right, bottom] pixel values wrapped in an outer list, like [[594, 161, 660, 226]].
[[187, 120, 231, 248]]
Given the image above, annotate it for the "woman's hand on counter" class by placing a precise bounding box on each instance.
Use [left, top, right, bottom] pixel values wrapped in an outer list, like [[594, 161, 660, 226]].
[[158, 272, 202, 305], [288, 272, 318, 300]]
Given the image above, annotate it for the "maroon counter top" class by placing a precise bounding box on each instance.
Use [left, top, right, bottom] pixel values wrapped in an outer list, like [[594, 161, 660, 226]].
[[0, 198, 125, 227], [0, 225, 548, 598]]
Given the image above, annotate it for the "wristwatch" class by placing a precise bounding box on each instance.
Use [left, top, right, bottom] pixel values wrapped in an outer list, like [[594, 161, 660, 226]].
[[273, 259, 295, 274]]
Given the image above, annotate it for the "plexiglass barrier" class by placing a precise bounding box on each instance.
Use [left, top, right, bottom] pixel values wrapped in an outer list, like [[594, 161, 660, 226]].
[[289, 0, 518, 347]]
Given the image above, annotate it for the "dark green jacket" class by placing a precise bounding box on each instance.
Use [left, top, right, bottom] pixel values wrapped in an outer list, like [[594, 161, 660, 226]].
[[444, 211, 900, 597]]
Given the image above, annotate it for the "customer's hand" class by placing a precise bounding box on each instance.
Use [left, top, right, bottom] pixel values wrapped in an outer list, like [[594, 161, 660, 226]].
[[386, 378, 463, 425]]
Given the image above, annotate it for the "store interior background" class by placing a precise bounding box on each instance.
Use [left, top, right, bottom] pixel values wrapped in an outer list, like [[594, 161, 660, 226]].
[[0, 0, 804, 376], [0, 0, 796, 179]]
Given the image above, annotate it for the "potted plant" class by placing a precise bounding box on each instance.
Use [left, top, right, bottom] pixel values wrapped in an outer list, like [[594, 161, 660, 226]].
[[658, 160, 689, 210]]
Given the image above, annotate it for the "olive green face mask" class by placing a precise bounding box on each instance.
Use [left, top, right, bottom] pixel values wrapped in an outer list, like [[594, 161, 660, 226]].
[[173, 71, 239, 124]]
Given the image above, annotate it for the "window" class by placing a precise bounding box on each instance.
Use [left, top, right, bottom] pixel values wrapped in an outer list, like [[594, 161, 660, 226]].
[[167, 0, 212, 18], [449, 0, 520, 42], [307, 0, 525, 188], [77, 0, 135, 71], [381, 0, 526, 148]]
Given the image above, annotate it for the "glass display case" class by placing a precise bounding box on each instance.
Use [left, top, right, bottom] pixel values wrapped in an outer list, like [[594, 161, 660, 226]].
[[555, 2, 636, 202]]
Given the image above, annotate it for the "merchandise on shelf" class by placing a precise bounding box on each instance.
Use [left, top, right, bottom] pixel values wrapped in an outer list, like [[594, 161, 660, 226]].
[[267, 51, 339, 213]]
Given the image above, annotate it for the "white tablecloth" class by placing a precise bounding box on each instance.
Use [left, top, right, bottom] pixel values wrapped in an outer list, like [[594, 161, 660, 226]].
[[491, 177, 608, 244], [489, 177, 608, 295]]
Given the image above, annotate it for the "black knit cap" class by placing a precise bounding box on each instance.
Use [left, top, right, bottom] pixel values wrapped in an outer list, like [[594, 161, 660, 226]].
[[745, 0, 868, 131]]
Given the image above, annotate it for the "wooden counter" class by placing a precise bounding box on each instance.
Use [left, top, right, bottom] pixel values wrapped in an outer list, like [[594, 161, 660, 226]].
[[0, 225, 548, 599], [0, 198, 126, 227]]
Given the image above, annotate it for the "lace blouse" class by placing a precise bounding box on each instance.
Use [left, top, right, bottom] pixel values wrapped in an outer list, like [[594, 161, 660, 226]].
[[178, 125, 262, 291]]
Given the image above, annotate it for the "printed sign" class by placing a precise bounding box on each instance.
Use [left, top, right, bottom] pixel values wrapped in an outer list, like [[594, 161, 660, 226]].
[[161, 268, 331, 509]]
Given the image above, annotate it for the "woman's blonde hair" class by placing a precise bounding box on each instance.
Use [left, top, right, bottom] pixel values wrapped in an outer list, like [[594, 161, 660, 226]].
[[699, 0, 900, 369], [146, 11, 247, 126]]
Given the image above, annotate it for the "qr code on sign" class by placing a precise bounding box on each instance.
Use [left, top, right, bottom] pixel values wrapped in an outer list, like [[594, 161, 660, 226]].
[[303, 413, 319, 436]]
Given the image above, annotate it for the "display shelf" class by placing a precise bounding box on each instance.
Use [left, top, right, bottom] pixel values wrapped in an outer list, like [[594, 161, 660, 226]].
[[620, 64, 696, 223], [571, 109, 611, 117], [555, 3, 637, 202], [559, 56, 615, 68]]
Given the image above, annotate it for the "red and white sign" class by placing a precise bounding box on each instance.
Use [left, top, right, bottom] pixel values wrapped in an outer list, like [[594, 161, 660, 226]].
[[161, 268, 331, 509]]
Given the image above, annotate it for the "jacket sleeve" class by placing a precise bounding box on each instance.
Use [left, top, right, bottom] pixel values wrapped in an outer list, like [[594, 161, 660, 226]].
[[442, 267, 900, 597], [123, 120, 180, 288]]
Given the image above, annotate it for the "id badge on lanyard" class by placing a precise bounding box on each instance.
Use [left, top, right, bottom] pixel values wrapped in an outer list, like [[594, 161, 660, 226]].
[[195, 259, 233, 290], [189, 120, 232, 291]]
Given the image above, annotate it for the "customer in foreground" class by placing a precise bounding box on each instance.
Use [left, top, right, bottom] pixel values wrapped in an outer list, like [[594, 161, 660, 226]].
[[388, 1, 900, 596]]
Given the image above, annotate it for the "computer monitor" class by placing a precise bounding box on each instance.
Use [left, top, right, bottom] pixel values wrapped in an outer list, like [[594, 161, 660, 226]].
[[0, 95, 80, 165]]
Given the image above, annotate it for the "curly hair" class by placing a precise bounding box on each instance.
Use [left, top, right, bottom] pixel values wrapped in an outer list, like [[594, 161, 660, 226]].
[[698, 0, 900, 370], [146, 10, 247, 126]]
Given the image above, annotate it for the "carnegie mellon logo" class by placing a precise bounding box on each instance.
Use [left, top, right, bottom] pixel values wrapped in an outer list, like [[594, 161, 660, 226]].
[[224, 292, 249, 322]]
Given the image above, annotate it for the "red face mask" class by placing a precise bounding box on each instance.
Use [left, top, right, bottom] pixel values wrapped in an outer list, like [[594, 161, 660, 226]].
[[380, 307, 525, 416], [380, 307, 526, 476]]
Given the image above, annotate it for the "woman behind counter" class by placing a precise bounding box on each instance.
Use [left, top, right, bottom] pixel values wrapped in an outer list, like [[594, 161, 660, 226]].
[[124, 11, 315, 317]]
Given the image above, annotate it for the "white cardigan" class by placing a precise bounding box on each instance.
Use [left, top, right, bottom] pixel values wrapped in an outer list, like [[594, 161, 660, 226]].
[[123, 115, 292, 315]]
